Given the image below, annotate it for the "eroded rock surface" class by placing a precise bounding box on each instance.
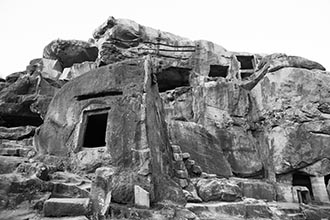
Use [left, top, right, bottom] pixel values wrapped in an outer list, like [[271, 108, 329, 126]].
[[1, 15, 330, 220], [43, 39, 98, 68]]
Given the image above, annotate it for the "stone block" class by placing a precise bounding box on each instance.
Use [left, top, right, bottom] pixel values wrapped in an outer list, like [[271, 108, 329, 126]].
[[59, 61, 96, 80], [192, 165, 202, 176], [178, 179, 188, 188], [134, 185, 150, 208], [173, 153, 183, 161], [182, 152, 190, 160], [185, 159, 195, 166], [195, 178, 242, 202], [43, 198, 90, 217], [311, 176, 330, 203], [40, 58, 63, 79], [176, 169, 189, 179], [182, 187, 203, 203], [275, 183, 293, 202], [238, 180, 275, 202], [171, 145, 182, 153], [173, 161, 185, 170]]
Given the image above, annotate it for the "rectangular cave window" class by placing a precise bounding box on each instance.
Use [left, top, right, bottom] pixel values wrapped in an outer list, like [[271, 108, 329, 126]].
[[240, 71, 254, 79], [156, 67, 191, 92], [209, 65, 229, 78], [82, 112, 108, 148], [236, 55, 254, 70]]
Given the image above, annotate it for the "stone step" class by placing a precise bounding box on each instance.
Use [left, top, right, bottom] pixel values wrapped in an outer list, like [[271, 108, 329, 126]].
[[0, 147, 35, 157], [186, 201, 272, 219], [0, 126, 35, 140], [0, 137, 34, 147], [43, 198, 90, 217], [51, 183, 90, 199], [40, 216, 89, 220], [269, 202, 301, 214]]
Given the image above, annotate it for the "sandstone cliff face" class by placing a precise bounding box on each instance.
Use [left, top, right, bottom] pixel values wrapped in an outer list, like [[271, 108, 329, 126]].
[[253, 67, 330, 175], [1, 16, 330, 219]]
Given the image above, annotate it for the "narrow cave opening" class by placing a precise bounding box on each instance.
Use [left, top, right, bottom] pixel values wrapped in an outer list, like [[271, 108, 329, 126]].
[[208, 65, 229, 78], [82, 112, 108, 148], [324, 174, 330, 187], [1, 115, 43, 127], [292, 172, 314, 200], [236, 55, 254, 70], [156, 67, 191, 93]]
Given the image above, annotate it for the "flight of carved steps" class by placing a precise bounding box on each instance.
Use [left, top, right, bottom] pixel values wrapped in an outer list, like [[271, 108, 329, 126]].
[[0, 126, 92, 219]]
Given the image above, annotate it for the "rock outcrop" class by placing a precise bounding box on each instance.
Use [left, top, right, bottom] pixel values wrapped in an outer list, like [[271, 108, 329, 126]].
[[43, 39, 98, 68], [1, 16, 330, 220]]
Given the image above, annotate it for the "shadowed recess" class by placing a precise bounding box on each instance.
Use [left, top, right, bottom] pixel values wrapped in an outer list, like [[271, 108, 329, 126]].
[[156, 67, 191, 92], [83, 112, 108, 148]]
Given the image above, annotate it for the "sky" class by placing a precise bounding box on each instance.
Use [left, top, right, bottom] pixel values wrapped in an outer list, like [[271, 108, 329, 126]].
[[0, 0, 329, 79]]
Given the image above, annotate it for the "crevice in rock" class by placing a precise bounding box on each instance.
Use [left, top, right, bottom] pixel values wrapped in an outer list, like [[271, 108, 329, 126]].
[[309, 131, 330, 136], [0, 115, 43, 127], [75, 90, 123, 101]]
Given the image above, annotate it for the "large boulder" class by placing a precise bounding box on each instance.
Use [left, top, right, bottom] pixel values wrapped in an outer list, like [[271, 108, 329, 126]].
[[93, 17, 206, 66], [43, 39, 98, 68], [193, 178, 242, 202]]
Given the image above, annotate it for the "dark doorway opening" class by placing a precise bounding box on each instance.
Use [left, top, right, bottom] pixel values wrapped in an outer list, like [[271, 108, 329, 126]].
[[209, 65, 229, 78], [156, 67, 191, 92], [236, 55, 254, 70], [83, 112, 108, 148], [292, 172, 314, 199]]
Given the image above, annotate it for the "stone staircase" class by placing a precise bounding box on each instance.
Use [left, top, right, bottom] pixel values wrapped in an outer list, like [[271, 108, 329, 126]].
[[0, 126, 92, 219], [0, 137, 36, 175]]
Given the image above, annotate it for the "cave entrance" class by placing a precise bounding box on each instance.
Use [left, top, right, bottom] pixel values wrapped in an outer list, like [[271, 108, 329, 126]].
[[236, 55, 255, 70], [156, 67, 191, 92], [80, 109, 109, 148], [209, 65, 229, 78], [292, 172, 314, 201], [236, 55, 255, 80]]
